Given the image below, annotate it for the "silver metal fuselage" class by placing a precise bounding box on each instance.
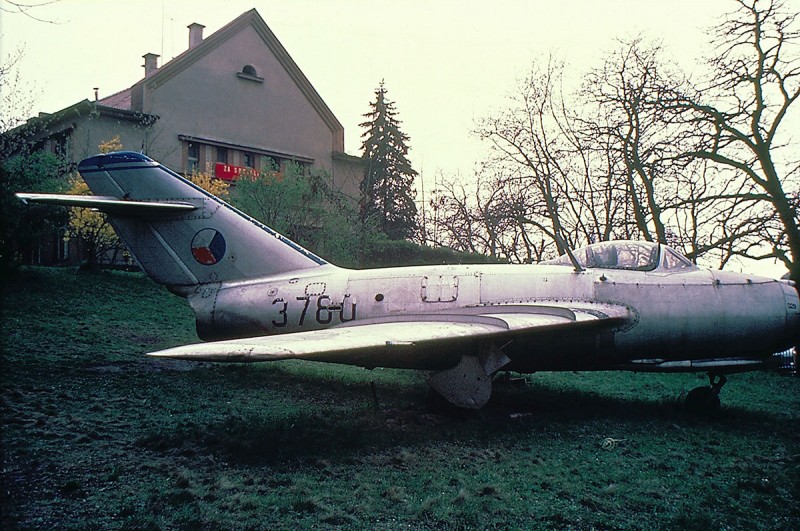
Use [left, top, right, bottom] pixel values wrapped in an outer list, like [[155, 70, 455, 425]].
[[186, 261, 800, 373], [20, 153, 798, 405]]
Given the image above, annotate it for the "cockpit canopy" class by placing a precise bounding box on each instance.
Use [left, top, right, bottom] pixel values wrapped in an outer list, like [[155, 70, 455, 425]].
[[542, 241, 696, 272]]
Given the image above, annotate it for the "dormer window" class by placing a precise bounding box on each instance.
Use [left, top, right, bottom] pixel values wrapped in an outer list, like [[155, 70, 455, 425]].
[[237, 64, 264, 83]]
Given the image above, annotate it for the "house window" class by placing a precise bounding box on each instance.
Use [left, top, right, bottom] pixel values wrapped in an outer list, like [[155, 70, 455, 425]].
[[50, 131, 70, 157], [216, 147, 228, 164], [187, 143, 200, 173], [237, 64, 264, 83], [244, 152, 256, 168]]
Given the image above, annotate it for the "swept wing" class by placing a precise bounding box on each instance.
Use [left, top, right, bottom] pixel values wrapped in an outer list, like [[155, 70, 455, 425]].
[[149, 303, 631, 369]]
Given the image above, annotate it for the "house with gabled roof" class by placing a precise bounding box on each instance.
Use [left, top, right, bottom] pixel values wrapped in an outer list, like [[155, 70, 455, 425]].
[[15, 8, 364, 266], [22, 8, 363, 196]]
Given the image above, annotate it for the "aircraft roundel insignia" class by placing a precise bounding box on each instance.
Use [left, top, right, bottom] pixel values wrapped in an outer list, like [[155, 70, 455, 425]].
[[191, 228, 226, 265]]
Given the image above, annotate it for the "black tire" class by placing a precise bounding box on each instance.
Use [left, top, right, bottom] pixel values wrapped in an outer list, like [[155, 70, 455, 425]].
[[425, 388, 477, 418], [685, 386, 721, 416]]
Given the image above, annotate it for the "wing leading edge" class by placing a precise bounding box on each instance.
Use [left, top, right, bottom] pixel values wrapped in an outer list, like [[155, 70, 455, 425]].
[[148, 303, 632, 370]]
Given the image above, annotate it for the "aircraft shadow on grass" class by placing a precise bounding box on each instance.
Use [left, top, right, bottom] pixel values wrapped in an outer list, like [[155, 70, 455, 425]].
[[130, 365, 794, 466]]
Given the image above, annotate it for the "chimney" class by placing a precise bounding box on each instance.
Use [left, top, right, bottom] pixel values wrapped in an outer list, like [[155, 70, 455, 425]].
[[188, 23, 205, 49], [143, 53, 160, 77]]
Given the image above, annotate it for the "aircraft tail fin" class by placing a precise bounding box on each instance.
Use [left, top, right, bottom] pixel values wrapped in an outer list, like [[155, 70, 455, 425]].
[[19, 152, 327, 287]]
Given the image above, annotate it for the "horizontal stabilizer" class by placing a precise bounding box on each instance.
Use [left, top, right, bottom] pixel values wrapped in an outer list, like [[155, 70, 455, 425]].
[[16, 193, 197, 216]]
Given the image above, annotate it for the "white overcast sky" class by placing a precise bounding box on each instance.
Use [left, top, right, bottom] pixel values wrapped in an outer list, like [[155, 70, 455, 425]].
[[2, 0, 797, 275], [2, 0, 746, 173]]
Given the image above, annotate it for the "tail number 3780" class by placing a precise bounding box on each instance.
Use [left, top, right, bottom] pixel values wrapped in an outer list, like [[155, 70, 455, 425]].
[[271, 295, 357, 328]]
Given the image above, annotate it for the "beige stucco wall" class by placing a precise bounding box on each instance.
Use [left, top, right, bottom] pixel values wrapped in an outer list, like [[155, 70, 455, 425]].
[[138, 24, 338, 176], [332, 155, 365, 199], [67, 114, 155, 161]]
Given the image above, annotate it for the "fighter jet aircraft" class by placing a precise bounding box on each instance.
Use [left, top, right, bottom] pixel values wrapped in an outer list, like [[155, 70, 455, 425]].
[[17, 152, 800, 411]]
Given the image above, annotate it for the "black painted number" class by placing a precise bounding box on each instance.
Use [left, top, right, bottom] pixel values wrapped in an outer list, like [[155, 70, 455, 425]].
[[296, 296, 312, 325], [272, 298, 288, 328]]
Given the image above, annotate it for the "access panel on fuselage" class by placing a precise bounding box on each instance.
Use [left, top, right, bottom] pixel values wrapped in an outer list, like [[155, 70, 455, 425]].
[[347, 268, 482, 318]]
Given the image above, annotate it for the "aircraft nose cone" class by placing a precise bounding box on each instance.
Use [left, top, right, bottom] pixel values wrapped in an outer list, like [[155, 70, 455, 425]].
[[782, 281, 800, 343]]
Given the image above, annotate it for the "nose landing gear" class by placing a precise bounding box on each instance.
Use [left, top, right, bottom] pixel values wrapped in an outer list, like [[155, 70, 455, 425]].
[[685, 374, 727, 415]]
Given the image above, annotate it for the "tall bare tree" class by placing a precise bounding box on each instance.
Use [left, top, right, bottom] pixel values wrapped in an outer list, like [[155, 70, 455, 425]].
[[427, 167, 555, 262], [474, 59, 634, 259], [432, 1, 798, 274], [583, 38, 691, 244], [582, 37, 774, 266], [678, 0, 800, 280]]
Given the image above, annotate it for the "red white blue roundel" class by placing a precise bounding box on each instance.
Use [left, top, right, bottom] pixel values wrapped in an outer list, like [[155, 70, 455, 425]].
[[191, 228, 226, 265]]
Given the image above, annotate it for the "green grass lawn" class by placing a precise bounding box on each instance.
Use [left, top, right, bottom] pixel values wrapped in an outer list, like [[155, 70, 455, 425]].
[[2, 267, 799, 529]]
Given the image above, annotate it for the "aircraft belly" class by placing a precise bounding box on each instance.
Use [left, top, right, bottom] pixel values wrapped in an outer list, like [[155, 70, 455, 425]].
[[502, 328, 619, 372]]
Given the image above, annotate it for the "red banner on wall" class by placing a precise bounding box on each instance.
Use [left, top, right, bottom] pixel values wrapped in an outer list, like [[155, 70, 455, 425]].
[[214, 163, 258, 181]]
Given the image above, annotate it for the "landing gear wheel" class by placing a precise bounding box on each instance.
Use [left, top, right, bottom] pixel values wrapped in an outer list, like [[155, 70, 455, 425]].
[[685, 386, 721, 415], [426, 388, 474, 417], [685, 374, 726, 416], [426, 388, 451, 412]]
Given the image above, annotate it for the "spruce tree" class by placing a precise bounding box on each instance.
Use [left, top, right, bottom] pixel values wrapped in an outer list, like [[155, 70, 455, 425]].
[[359, 81, 418, 240]]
